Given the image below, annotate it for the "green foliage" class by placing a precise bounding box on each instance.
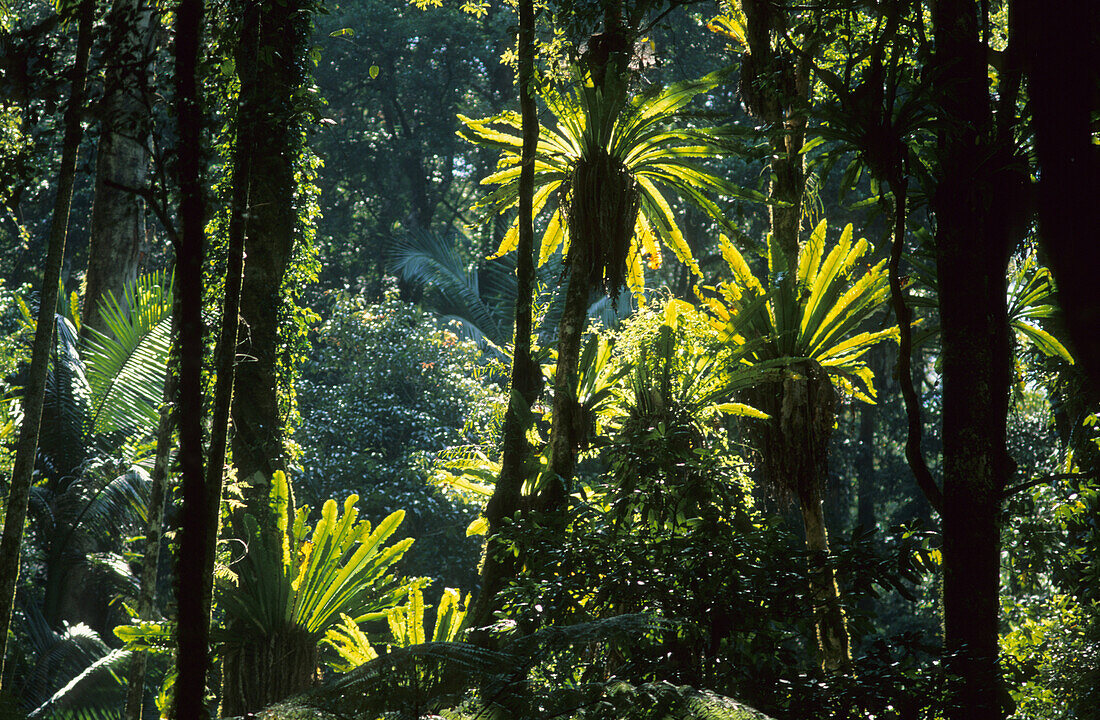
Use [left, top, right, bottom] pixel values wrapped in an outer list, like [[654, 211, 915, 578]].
[[323, 585, 470, 672], [222, 471, 417, 642], [12, 608, 130, 720], [1006, 251, 1075, 366], [297, 613, 784, 720], [1002, 595, 1099, 719], [310, 0, 510, 292], [83, 271, 173, 435], [708, 219, 898, 403], [388, 228, 516, 350], [117, 473, 421, 691], [295, 291, 505, 587], [0, 278, 32, 471], [460, 67, 755, 297]]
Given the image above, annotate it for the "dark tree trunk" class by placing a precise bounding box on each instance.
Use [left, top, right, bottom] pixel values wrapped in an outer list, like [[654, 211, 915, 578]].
[[125, 355, 176, 720], [171, 0, 212, 712], [82, 0, 156, 339], [932, 1, 1023, 717], [0, 0, 94, 687], [230, 0, 312, 511], [1018, 0, 1100, 398], [203, 53, 259, 718], [469, 0, 540, 630]]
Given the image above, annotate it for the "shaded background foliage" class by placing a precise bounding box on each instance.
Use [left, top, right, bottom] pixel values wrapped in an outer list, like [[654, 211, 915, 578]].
[[295, 290, 505, 590]]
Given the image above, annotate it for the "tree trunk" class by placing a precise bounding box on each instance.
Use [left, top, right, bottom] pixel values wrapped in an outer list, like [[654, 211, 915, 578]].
[[230, 0, 312, 513], [1018, 0, 1100, 398], [469, 0, 540, 630], [931, 0, 1021, 717], [749, 360, 851, 673], [797, 473, 850, 674], [171, 0, 212, 712], [740, 0, 810, 265], [124, 359, 176, 720], [542, 242, 593, 508], [855, 400, 875, 534], [0, 0, 94, 688], [82, 0, 156, 339], [220, 626, 318, 716]]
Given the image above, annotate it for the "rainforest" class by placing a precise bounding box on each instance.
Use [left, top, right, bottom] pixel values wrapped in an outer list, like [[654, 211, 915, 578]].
[[0, 0, 1097, 718]]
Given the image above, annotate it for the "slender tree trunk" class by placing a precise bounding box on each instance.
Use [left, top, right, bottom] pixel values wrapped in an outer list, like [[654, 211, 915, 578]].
[[0, 0, 94, 688], [932, 1, 1022, 717], [82, 0, 156, 339], [885, 175, 943, 513], [230, 0, 312, 509], [469, 0, 539, 630], [206, 70, 258, 719], [797, 474, 850, 673], [171, 0, 212, 712], [740, 0, 810, 264], [542, 243, 593, 508], [124, 353, 177, 720], [855, 400, 875, 534]]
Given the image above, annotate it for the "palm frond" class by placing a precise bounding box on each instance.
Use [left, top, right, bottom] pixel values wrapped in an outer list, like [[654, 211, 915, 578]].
[[67, 466, 151, 537], [83, 271, 173, 435], [303, 640, 513, 719], [38, 314, 91, 481], [388, 229, 513, 349], [20, 619, 128, 720], [28, 647, 130, 720]]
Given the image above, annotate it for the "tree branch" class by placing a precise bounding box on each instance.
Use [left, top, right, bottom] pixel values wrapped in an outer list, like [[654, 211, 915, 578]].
[[1002, 472, 1091, 499]]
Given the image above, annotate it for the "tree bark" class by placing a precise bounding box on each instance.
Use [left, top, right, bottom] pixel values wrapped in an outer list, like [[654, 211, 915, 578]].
[[469, 0, 540, 630], [931, 1, 1022, 717], [1017, 0, 1100, 398], [740, 0, 811, 265], [0, 0, 94, 688], [124, 357, 176, 720], [749, 360, 851, 673], [542, 242, 593, 508], [82, 0, 156, 339], [171, 0, 212, 712], [219, 626, 318, 716], [230, 0, 312, 512], [202, 56, 255, 717]]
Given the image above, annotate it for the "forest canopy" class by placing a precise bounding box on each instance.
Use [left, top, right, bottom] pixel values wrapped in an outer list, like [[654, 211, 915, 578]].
[[0, 0, 1097, 719]]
